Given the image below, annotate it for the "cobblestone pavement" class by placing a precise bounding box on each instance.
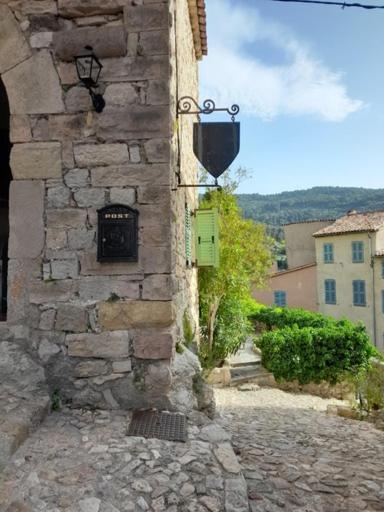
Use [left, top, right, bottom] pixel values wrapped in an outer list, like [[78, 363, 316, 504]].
[[0, 408, 249, 512], [215, 387, 384, 512]]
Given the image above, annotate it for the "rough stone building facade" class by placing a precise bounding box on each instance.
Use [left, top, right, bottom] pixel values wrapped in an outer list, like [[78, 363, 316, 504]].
[[0, 0, 208, 411]]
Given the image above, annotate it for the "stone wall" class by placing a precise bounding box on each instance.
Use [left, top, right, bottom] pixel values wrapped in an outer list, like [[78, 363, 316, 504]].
[[0, 0, 202, 410]]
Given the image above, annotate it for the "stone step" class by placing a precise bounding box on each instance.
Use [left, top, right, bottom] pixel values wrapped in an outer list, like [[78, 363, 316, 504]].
[[230, 364, 276, 387]]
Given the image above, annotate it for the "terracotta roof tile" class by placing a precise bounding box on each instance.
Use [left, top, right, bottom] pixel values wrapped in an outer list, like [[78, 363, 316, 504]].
[[188, 0, 207, 60], [313, 210, 384, 237]]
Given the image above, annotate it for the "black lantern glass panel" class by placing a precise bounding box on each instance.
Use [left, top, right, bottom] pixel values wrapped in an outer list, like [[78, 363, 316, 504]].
[[75, 53, 102, 89], [193, 122, 240, 179], [97, 204, 139, 262]]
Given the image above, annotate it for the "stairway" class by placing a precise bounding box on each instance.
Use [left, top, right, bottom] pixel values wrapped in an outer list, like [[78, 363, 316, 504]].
[[228, 339, 276, 387], [0, 325, 50, 471]]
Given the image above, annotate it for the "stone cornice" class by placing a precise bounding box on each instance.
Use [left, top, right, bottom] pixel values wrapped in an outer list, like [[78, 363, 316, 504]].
[[188, 0, 207, 60]]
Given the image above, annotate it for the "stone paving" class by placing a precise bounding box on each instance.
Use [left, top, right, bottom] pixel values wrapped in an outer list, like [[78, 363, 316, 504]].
[[215, 387, 384, 512], [0, 408, 248, 512]]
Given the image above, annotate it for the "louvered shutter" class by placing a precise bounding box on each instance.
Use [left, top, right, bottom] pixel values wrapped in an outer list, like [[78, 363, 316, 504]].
[[185, 205, 192, 267], [195, 208, 219, 267]]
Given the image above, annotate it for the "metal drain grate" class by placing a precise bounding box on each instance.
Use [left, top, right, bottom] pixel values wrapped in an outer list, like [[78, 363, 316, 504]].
[[127, 409, 187, 442]]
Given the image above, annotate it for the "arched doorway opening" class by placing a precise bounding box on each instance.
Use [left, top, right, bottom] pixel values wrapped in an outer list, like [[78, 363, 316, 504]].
[[0, 77, 11, 321]]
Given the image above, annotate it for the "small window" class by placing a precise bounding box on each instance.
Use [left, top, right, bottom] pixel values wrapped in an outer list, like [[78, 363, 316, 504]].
[[274, 290, 286, 307], [353, 280, 366, 306], [323, 243, 334, 263], [352, 241, 364, 263], [324, 279, 336, 304]]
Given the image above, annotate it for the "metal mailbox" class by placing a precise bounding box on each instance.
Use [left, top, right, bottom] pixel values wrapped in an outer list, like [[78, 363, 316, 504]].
[[97, 204, 138, 262]]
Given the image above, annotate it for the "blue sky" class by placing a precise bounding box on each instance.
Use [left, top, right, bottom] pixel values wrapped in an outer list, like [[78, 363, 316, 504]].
[[199, 0, 384, 194]]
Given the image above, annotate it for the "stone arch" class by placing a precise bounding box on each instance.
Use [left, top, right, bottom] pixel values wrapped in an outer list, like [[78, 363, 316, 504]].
[[0, 76, 11, 320]]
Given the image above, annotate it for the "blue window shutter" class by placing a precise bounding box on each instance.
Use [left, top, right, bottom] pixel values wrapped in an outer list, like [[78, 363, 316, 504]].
[[324, 279, 336, 304], [323, 243, 334, 263], [274, 291, 286, 307], [353, 280, 366, 306], [195, 209, 219, 268], [352, 241, 364, 263]]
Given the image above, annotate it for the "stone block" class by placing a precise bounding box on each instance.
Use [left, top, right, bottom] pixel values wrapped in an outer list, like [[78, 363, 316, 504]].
[[137, 185, 170, 204], [46, 208, 87, 229], [68, 228, 95, 250], [38, 338, 61, 362], [57, 62, 78, 85], [32, 114, 87, 141], [133, 330, 174, 360], [110, 187, 136, 205], [79, 252, 144, 277], [129, 145, 141, 163], [142, 245, 171, 273], [67, 331, 130, 359], [58, 0, 124, 17], [56, 304, 87, 332], [79, 276, 140, 301], [104, 83, 139, 107], [139, 30, 169, 55], [65, 86, 92, 113], [142, 274, 173, 300], [30, 31, 53, 48], [51, 259, 79, 280], [102, 55, 169, 82], [8, 181, 44, 259], [147, 79, 169, 105], [124, 4, 169, 31], [46, 229, 67, 250], [62, 142, 75, 169], [74, 360, 109, 378], [10, 116, 32, 143], [29, 280, 78, 304], [74, 188, 105, 207], [144, 138, 170, 163], [22, 1, 58, 15], [141, 221, 171, 246], [3, 51, 64, 114], [7, 259, 41, 323], [53, 26, 126, 61], [39, 309, 56, 331], [99, 300, 173, 330], [74, 144, 129, 167], [97, 106, 170, 141], [91, 164, 170, 187], [144, 361, 172, 394], [47, 186, 71, 208], [10, 142, 62, 180], [64, 168, 89, 188], [0, 5, 31, 74], [112, 360, 132, 373]]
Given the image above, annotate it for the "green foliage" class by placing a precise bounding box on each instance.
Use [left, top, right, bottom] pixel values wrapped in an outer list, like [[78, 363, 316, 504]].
[[198, 185, 272, 369], [236, 186, 384, 239], [250, 305, 337, 330], [355, 362, 384, 413], [256, 321, 375, 385], [183, 310, 195, 347], [51, 388, 61, 412]]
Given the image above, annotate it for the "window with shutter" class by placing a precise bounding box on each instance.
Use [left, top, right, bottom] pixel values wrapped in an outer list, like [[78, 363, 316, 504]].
[[185, 205, 192, 267], [195, 208, 219, 267]]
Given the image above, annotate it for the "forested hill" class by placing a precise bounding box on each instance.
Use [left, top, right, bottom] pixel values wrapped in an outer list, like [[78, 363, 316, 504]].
[[236, 187, 384, 239]]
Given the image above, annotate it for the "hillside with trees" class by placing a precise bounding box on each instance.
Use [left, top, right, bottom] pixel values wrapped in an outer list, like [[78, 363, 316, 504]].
[[236, 186, 384, 239]]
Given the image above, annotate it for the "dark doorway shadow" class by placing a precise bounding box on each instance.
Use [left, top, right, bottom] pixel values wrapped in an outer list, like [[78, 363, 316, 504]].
[[0, 76, 12, 321]]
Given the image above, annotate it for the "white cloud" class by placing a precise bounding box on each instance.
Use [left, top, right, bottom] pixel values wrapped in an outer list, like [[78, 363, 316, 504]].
[[200, 0, 364, 122]]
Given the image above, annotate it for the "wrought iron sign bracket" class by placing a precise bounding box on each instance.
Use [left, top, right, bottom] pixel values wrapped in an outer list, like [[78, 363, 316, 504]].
[[176, 96, 240, 122], [172, 176, 222, 192]]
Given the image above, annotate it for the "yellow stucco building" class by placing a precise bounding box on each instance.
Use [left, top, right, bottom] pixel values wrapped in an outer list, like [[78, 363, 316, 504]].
[[314, 210, 384, 352]]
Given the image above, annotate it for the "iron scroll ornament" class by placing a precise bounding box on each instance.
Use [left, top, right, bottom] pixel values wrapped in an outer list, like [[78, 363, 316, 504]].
[[177, 96, 240, 122]]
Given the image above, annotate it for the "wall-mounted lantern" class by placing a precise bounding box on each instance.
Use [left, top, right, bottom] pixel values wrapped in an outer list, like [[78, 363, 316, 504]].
[[75, 46, 105, 113], [176, 97, 240, 189], [97, 204, 139, 262]]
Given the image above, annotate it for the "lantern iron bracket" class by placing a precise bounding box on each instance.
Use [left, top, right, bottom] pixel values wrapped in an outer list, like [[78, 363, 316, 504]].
[[177, 96, 240, 122]]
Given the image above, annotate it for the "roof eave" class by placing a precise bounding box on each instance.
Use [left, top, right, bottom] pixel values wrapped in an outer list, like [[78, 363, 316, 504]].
[[188, 0, 208, 60]]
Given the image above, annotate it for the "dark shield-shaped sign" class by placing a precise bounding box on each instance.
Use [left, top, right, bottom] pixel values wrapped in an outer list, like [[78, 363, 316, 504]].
[[193, 122, 240, 179]]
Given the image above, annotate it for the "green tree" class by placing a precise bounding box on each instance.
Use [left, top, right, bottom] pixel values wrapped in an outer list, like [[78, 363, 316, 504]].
[[198, 182, 273, 368]]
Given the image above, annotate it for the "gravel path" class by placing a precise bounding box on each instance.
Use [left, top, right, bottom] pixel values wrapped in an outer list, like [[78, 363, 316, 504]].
[[215, 387, 384, 512]]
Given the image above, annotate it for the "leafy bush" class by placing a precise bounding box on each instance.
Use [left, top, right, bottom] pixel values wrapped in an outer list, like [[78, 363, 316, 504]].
[[256, 322, 375, 385], [355, 360, 384, 413], [250, 305, 335, 331]]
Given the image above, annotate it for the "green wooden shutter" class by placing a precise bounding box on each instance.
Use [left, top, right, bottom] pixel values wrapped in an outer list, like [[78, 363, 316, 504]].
[[195, 208, 219, 267], [185, 205, 192, 267]]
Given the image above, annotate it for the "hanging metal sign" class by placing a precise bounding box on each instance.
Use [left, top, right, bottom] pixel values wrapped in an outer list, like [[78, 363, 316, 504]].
[[176, 97, 240, 186], [193, 122, 240, 179]]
